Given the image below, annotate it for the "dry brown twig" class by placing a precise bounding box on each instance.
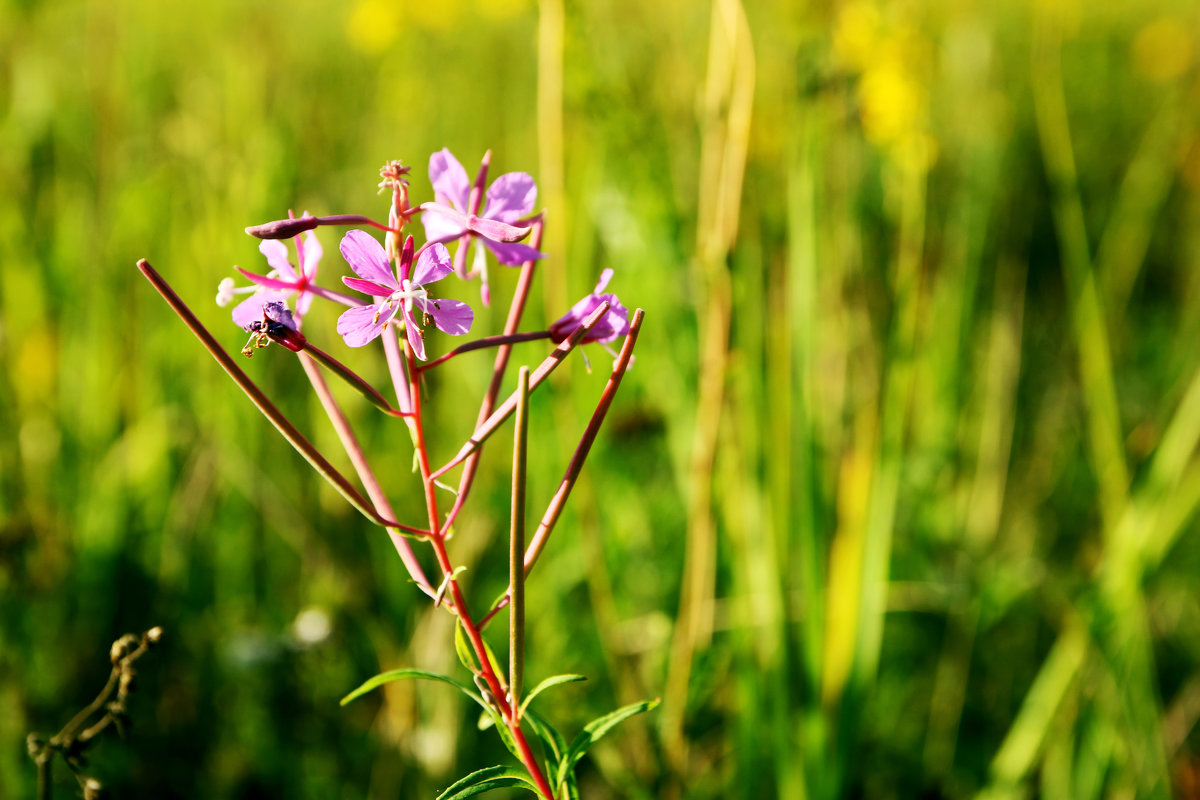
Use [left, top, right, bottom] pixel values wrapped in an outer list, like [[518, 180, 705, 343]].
[[27, 627, 164, 800]]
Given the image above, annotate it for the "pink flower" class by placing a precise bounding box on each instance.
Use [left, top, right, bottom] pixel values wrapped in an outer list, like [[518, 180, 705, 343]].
[[421, 149, 544, 289], [218, 229, 323, 329], [549, 269, 629, 345], [335, 230, 473, 360]]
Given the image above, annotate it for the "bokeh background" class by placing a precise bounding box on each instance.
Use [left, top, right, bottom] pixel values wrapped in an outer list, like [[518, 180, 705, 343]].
[[4, 0, 1200, 797]]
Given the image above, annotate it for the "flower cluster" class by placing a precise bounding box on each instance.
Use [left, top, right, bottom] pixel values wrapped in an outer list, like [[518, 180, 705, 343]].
[[216, 150, 627, 364]]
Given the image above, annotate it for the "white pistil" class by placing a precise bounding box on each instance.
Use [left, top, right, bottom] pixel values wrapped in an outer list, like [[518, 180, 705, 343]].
[[216, 275, 268, 307]]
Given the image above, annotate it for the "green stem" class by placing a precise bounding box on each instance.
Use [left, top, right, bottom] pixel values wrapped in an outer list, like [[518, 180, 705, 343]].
[[510, 367, 531, 713]]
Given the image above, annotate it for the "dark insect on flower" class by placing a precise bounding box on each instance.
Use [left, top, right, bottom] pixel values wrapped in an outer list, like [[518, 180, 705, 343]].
[[241, 301, 306, 357]]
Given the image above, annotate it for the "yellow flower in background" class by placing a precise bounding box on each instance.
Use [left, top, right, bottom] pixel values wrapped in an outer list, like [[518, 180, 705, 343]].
[[346, 0, 403, 52], [860, 60, 923, 146], [1132, 16, 1193, 83], [346, 0, 470, 52], [832, 4, 935, 171], [476, 0, 531, 23], [833, 0, 881, 73]]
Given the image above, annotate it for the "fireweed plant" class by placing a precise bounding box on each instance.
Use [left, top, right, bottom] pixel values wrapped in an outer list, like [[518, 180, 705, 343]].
[[136, 151, 651, 799]]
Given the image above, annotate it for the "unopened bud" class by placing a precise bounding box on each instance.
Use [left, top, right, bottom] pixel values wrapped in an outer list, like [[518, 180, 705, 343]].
[[110, 640, 128, 664], [245, 215, 319, 240], [145, 626, 163, 645], [83, 777, 104, 799]]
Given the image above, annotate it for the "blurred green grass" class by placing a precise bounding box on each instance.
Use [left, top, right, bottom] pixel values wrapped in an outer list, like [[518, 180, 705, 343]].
[[3, 0, 1200, 797]]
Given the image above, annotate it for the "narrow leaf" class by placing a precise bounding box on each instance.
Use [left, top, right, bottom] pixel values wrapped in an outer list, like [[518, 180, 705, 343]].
[[523, 707, 566, 768], [455, 621, 480, 674], [520, 674, 587, 716], [562, 698, 660, 775], [340, 668, 486, 710], [435, 765, 539, 800]]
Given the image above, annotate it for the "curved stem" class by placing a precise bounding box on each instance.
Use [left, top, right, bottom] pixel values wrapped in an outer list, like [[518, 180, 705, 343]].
[[416, 331, 552, 372]]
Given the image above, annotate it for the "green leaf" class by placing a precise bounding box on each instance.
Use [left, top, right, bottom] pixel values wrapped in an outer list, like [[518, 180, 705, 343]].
[[519, 674, 586, 716], [455, 621, 480, 674], [340, 668, 486, 710], [435, 765, 540, 800], [558, 698, 660, 784], [487, 706, 524, 761], [524, 707, 567, 763], [562, 770, 581, 800]]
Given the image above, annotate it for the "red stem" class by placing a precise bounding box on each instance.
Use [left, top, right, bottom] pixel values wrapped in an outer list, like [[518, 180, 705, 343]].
[[404, 329, 554, 799]]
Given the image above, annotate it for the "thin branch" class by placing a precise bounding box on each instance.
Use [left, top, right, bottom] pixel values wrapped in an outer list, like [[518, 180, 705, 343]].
[[136, 259, 424, 534], [430, 300, 612, 483], [481, 310, 645, 627], [510, 367, 531, 714]]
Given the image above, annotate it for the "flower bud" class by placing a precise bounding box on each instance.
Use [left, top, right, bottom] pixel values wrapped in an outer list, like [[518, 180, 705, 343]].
[[245, 215, 319, 240]]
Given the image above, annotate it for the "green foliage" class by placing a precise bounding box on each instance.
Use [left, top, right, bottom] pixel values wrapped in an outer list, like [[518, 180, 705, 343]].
[[340, 668, 487, 711], [520, 674, 587, 716], [435, 765, 540, 800]]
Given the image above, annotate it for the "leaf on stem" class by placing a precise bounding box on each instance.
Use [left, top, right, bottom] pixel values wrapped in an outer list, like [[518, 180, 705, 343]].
[[339, 668, 487, 710], [520, 674, 587, 716], [556, 699, 661, 786], [523, 707, 569, 783], [435, 765, 541, 800]]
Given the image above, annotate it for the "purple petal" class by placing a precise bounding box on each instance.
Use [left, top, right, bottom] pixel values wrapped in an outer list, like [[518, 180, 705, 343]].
[[232, 291, 289, 329], [259, 240, 298, 281], [429, 148, 470, 211], [466, 215, 533, 243], [339, 230, 396, 287], [299, 229, 323, 281], [236, 267, 298, 292], [342, 277, 396, 297], [481, 239, 545, 266], [548, 291, 628, 344], [589, 294, 630, 343], [336, 303, 392, 348], [422, 205, 467, 245], [593, 268, 614, 294], [422, 298, 473, 336], [485, 172, 536, 222], [411, 244, 453, 286], [295, 287, 315, 317], [403, 309, 427, 361]]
